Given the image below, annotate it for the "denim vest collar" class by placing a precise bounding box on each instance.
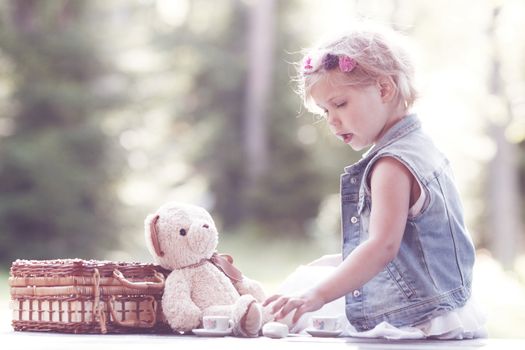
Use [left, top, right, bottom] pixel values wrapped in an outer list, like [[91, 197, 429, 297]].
[[344, 114, 420, 174]]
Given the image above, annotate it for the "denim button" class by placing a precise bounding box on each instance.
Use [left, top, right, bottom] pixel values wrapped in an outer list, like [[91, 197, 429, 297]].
[[350, 177, 358, 184], [350, 216, 358, 224], [353, 290, 361, 297]]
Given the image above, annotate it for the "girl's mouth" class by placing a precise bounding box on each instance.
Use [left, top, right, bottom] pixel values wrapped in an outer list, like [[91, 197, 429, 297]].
[[339, 133, 353, 144]]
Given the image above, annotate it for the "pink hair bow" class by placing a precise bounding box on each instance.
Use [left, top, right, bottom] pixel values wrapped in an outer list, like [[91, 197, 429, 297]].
[[338, 56, 357, 72]]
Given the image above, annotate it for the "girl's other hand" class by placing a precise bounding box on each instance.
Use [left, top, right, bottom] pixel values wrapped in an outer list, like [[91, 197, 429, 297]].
[[263, 290, 325, 324]]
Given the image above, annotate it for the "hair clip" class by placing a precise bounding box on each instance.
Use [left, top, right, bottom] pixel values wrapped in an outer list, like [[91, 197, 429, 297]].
[[322, 54, 339, 70], [303, 56, 314, 72], [338, 55, 357, 72], [303, 54, 357, 75]]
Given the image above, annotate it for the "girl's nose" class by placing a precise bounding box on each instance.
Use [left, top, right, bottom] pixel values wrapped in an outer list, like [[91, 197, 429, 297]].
[[327, 112, 340, 127]]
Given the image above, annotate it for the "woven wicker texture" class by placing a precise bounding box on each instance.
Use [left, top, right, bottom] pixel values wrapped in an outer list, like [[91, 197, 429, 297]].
[[9, 259, 172, 334]]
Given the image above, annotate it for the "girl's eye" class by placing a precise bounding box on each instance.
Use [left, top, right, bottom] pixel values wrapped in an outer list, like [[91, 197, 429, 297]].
[[335, 102, 347, 108], [179, 228, 187, 236]]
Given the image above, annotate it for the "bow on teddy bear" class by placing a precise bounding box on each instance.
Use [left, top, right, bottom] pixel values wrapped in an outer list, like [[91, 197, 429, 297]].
[[144, 202, 268, 337]]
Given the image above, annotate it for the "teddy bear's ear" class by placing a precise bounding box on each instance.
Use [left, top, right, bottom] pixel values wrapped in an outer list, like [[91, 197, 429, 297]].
[[145, 214, 165, 257]]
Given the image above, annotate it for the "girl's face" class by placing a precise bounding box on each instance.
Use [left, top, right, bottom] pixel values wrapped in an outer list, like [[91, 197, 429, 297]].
[[310, 71, 401, 151]]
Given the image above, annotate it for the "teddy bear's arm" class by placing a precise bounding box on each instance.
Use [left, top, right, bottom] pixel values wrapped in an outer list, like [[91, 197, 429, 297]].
[[233, 277, 266, 303], [163, 271, 202, 332]]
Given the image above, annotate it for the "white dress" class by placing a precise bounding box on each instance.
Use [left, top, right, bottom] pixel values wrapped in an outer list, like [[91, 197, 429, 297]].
[[276, 187, 487, 340], [277, 265, 487, 339]]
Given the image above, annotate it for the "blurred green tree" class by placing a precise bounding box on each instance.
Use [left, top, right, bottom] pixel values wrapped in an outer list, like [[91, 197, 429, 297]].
[[484, 4, 524, 268], [151, 0, 358, 237], [0, 0, 124, 264]]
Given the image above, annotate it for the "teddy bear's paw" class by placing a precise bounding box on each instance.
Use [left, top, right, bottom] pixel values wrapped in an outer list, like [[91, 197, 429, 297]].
[[242, 301, 263, 337], [232, 296, 262, 338]]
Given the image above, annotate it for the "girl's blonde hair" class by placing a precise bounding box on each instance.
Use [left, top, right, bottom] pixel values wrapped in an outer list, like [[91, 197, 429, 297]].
[[298, 24, 417, 113]]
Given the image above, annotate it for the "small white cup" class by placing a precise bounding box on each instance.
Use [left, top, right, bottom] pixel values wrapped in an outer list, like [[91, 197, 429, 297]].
[[202, 316, 233, 331], [312, 316, 340, 331]]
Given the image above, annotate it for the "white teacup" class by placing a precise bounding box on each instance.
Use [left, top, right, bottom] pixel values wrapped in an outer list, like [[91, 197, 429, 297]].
[[311, 316, 340, 331], [202, 316, 233, 331]]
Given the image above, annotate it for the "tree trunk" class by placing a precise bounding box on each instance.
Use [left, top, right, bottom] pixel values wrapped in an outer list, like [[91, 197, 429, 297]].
[[486, 6, 523, 269], [243, 0, 275, 185]]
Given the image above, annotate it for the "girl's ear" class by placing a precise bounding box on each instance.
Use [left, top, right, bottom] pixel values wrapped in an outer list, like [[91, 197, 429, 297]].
[[377, 76, 397, 103]]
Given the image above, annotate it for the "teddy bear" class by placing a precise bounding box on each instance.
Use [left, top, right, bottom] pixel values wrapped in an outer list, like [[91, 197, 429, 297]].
[[144, 201, 267, 337]]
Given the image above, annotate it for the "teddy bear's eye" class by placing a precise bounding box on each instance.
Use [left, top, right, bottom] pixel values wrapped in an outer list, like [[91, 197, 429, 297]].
[[179, 228, 187, 236]]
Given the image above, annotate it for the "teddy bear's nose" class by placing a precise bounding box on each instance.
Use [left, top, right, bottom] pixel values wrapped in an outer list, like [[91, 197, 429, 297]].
[[203, 224, 209, 229]]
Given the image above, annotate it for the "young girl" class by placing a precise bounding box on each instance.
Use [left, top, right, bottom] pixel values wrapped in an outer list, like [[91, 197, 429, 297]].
[[264, 25, 486, 339]]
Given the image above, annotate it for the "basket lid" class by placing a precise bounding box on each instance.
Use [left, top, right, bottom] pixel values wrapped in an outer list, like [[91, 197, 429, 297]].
[[10, 259, 170, 279]]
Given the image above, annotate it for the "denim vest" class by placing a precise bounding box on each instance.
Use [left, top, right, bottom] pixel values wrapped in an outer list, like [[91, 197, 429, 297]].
[[341, 114, 475, 331]]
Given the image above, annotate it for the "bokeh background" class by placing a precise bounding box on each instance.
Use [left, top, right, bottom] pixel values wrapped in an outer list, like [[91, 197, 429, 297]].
[[1, 0, 524, 338]]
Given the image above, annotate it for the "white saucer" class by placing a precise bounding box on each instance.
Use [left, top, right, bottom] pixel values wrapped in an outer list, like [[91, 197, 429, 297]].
[[305, 328, 343, 337], [192, 328, 233, 337]]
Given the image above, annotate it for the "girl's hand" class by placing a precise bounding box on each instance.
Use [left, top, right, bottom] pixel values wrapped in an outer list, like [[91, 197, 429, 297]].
[[263, 289, 325, 324]]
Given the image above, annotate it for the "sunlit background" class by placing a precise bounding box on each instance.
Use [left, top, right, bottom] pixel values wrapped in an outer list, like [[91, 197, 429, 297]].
[[1, 0, 524, 338]]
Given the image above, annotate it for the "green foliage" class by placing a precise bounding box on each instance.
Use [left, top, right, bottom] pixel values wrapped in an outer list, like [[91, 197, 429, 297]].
[[517, 141, 525, 218], [0, 0, 124, 264], [0, 268, 8, 301], [149, 0, 359, 237]]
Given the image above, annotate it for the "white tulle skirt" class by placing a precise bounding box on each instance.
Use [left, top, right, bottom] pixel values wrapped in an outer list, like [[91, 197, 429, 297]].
[[276, 265, 487, 339]]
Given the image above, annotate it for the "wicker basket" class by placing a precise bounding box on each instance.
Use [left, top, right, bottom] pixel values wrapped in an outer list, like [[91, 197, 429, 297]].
[[9, 259, 173, 334]]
